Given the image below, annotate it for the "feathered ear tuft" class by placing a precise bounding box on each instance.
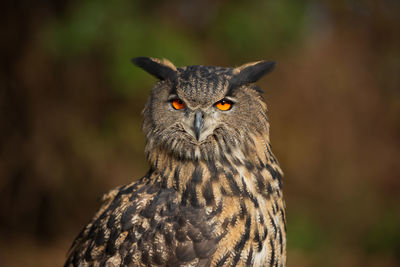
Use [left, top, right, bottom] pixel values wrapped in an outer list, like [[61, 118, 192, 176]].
[[228, 60, 275, 93], [131, 57, 177, 82]]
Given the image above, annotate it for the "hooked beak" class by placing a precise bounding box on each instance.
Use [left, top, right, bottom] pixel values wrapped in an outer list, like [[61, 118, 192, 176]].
[[193, 111, 204, 141]]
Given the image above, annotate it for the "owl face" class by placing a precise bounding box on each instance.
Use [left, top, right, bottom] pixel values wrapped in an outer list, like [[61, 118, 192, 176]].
[[135, 57, 275, 161]]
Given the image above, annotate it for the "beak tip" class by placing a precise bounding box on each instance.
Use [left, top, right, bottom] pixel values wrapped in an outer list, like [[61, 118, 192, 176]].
[[193, 111, 204, 141]]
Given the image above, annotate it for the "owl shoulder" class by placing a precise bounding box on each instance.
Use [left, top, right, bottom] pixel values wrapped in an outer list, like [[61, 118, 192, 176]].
[[66, 176, 218, 266]]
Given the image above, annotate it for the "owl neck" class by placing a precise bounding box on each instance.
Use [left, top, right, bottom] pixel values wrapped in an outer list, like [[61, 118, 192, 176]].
[[145, 132, 283, 206]]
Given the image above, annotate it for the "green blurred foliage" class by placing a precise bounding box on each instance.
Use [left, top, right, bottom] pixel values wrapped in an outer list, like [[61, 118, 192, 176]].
[[43, 0, 201, 96], [43, 0, 307, 94], [211, 0, 307, 60], [364, 211, 400, 255], [287, 214, 328, 252]]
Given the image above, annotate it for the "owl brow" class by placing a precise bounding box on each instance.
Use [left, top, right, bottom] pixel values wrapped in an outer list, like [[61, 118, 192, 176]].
[[225, 82, 248, 97], [224, 84, 264, 98], [226, 76, 247, 96], [167, 94, 179, 101], [219, 95, 236, 103], [225, 85, 239, 97]]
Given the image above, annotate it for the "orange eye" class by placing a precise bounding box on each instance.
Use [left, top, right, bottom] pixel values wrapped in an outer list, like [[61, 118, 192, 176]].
[[171, 98, 186, 110], [215, 99, 233, 111]]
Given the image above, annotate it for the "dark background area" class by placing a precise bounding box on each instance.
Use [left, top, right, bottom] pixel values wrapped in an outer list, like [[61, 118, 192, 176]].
[[1, 0, 399, 266]]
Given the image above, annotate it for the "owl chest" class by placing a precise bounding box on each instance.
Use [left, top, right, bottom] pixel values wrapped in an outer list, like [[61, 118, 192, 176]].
[[206, 175, 285, 266]]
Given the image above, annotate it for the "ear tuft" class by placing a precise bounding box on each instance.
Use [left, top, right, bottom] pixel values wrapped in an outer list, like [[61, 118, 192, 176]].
[[229, 60, 275, 93], [131, 57, 177, 82]]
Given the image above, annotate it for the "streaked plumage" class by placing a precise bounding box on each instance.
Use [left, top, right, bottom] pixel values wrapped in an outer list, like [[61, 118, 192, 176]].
[[65, 57, 286, 266]]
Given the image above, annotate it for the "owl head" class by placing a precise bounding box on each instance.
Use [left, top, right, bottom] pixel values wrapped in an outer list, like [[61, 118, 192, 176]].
[[132, 57, 275, 162]]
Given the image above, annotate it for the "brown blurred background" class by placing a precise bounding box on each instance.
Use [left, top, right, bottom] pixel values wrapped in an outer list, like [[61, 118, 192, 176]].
[[1, 0, 399, 266]]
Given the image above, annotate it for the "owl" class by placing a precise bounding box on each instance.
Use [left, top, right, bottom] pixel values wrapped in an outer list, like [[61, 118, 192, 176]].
[[65, 57, 286, 267]]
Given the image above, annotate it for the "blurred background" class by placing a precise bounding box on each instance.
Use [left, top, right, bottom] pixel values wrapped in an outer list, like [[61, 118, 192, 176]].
[[1, 0, 399, 266]]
